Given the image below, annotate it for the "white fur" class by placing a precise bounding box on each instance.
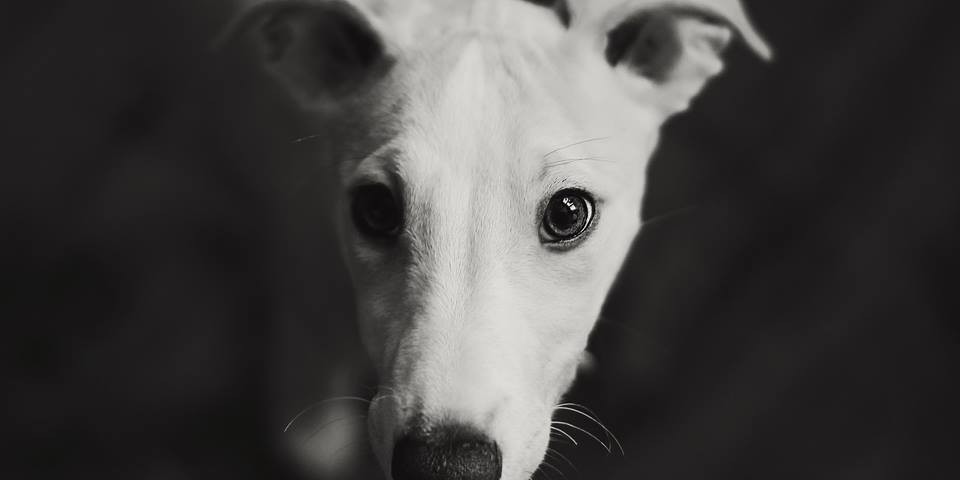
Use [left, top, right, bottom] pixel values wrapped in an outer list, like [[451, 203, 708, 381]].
[[341, 38, 650, 477], [242, 0, 769, 478]]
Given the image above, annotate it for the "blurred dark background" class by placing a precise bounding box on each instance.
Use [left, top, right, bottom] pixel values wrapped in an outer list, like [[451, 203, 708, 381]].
[[3, 1, 958, 479]]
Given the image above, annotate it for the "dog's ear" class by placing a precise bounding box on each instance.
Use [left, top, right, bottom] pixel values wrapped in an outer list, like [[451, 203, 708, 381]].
[[570, 0, 771, 115], [218, 0, 391, 108]]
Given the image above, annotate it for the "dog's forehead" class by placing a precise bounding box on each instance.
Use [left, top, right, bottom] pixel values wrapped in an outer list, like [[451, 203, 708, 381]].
[[362, 0, 566, 48], [367, 37, 638, 187], [393, 39, 563, 177], [343, 0, 653, 197]]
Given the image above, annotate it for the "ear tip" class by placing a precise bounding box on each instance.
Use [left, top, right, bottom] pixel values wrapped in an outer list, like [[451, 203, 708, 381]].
[[700, 1, 775, 61], [728, 11, 774, 61], [744, 34, 774, 62], [725, 17, 773, 61]]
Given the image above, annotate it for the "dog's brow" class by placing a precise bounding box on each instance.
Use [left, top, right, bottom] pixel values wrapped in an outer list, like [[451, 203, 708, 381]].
[[348, 145, 402, 186]]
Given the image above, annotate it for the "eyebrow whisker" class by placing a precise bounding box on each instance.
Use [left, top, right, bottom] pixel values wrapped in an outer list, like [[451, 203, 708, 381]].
[[543, 136, 612, 159], [292, 133, 325, 144], [545, 156, 617, 169]]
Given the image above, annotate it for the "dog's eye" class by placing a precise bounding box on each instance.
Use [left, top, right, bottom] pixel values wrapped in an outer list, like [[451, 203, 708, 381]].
[[540, 189, 595, 244], [351, 184, 402, 238]]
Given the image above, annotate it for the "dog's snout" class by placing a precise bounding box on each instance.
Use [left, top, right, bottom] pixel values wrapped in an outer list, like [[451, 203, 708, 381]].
[[391, 424, 502, 480]]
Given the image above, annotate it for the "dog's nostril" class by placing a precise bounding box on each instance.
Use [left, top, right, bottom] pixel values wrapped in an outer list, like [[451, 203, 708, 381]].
[[391, 424, 502, 480]]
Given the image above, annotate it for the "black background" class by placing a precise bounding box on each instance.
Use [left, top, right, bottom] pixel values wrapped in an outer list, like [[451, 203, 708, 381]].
[[3, 1, 958, 479]]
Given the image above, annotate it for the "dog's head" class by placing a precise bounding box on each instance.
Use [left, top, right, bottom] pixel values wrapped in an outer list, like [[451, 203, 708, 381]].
[[230, 0, 768, 478]]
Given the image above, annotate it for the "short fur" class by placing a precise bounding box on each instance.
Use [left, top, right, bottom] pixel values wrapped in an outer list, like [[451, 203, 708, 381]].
[[230, 0, 769, 478]]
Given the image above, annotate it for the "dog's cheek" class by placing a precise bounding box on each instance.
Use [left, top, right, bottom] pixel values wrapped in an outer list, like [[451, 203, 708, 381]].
[[353, 282, 406, 374], [341, 238, 412, 369]]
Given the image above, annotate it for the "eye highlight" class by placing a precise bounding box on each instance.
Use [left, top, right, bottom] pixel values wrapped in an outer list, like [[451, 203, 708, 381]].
[[350, 184, 402, 239], [540, 189, 596, 245]]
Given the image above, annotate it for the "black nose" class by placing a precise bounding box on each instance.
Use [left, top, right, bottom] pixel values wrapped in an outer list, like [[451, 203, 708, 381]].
[[391, 424, 502, 480]]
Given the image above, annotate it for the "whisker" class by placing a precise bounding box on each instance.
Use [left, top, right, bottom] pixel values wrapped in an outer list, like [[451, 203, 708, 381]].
[[536, 465, 556, 480], [283, 396, 371, 433], [549, 432, 576, 446], [641, 204, 701, 230], [292, 133, 325, 144], [546, 447, 578, 473], [550, 425, 578, 446], [541, 460, 567, 479], [552, 421, 611, 453], [544, 157, 617, 168], [369, 393, 398, 409], [543, 136, 611, 159], [555, 404, 625, 455], [367, 385, 401, 403], [323, 396, 372, 403]]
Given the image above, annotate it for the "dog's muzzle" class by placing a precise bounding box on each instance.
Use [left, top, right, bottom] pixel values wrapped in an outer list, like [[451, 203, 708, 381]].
[[391, 423, 502, 480]]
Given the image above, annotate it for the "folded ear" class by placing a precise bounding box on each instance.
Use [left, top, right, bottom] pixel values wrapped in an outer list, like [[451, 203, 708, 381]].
[[218, 0, 391, 108], [572, 0, 771, 115]]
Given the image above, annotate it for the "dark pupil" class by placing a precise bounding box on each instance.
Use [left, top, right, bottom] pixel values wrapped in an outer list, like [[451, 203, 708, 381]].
[[547, 195, 586, 237], [352, 185, 400, 237]]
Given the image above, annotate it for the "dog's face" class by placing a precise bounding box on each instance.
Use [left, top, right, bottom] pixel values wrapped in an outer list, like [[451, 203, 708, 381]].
[[343, 35, 655, 479], [230, 0, 768, 478]]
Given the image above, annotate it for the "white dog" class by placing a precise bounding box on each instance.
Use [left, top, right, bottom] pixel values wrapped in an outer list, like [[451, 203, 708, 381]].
[[226, 1, 769, 478]]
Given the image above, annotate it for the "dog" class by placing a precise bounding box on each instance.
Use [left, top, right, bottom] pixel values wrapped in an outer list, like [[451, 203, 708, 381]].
[[224, 0, 769, 478]]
